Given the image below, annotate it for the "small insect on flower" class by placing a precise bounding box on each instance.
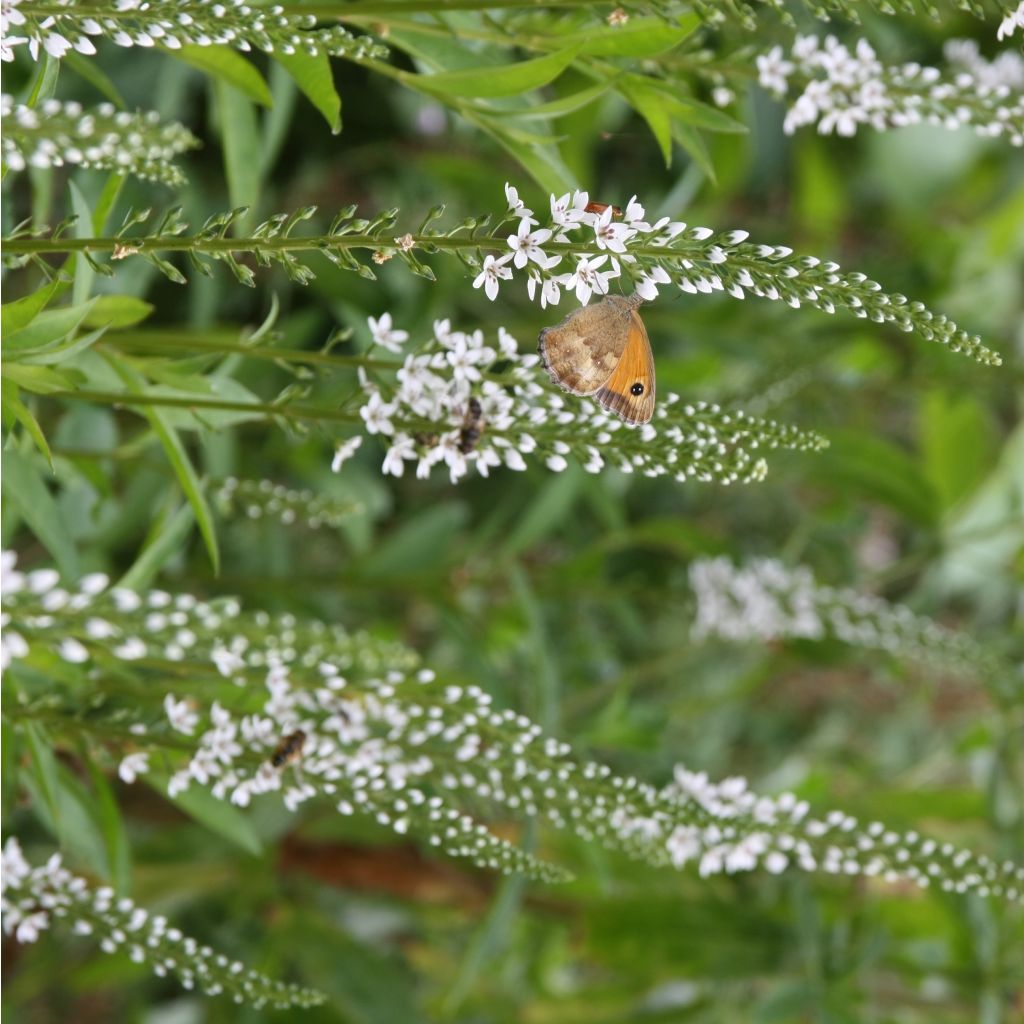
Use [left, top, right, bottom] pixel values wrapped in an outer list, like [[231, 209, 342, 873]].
[[584, 201, 623, 218], [269, 730, 307, 769], [457, 397, 485, 454]]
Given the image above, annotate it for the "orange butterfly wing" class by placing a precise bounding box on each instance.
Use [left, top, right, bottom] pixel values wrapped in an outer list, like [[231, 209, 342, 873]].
[[595, 309, 656, 425]]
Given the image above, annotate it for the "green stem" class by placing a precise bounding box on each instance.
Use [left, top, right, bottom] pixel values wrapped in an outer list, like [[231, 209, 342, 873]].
[[107, 333, 402, 370], [3, 231, 707, 263], [46, 389, 362, 424]]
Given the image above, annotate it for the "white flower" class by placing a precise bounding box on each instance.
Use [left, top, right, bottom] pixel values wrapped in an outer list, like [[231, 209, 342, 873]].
[[712, 86, 735, 108], [16, 911, 49, 943], [331, 435, 363, 472], [497, 327, 518, 358], [472, 253, 513, 301], [565, 254, 619, 304], [367, 312, 408, 353], [118, 752, 150, 784], [593, 205, 635, 253], [507, 219, 553, 269], [635, 266, 671, 301], [165, 695, 199, 734], [58, 638, 89, 663], [504, 182, 536, 225], [1, 629, 28, 670], [757, 45, 794, 96], [998, 1, 1024, 40], [382, 434, 417, 477], [360, 391, 397, 435], [445, 334, 484, 383], [550, 189, 589, 227], [211, 645, 245, 677]]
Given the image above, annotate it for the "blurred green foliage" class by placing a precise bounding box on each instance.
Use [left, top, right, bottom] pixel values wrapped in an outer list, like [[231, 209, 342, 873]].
[[2, 3, 1023, 1022]]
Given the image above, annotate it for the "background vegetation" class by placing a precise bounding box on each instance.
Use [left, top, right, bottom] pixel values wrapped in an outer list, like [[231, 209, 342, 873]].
[[2, 1, 1022, 1021]]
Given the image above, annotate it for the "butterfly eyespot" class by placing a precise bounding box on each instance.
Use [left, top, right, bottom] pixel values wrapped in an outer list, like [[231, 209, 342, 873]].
[[630, 383, 644, 396]]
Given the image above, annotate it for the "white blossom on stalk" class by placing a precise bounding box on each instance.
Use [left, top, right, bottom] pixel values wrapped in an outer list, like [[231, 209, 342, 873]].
[[0, 838, 324, 1008], [118, 752, 150, 784], [331, 435, 363, 472], [507, 219, 554, 269], [759, 34, 1024, 147], [998, 1, 1024, 40], [592, 205, 636, 253], [473, 253, 513, 300], [4, 552, 1022, 903], [564, 254, 620, 304], [504, 182, 536, 225], [367, 312, 409, 353]]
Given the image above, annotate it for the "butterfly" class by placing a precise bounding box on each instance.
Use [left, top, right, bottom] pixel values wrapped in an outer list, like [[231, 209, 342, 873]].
[[538, 294, 655, 425]]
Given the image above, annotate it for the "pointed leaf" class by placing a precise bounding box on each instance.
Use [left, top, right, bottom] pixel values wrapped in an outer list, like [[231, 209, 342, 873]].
[[172, 44, 273, 107], [274, 50, 341, 134], [409, 45, 581, 99]]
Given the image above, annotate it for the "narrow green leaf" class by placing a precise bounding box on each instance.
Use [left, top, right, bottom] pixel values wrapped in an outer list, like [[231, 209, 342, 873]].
[[23, 723, 64, 840], [24, 325, 107, 366], [1, 448, 79, 577], [153, 775, 262, 855], [63, 51, 126, 106], [215, 80, 263, 224], [117, 501, 195, 591], [3, 299, 97, 359], [26, 53, 61, 107], [409, 44, 580, 99], [2, 380, 54, 470], [1, 278, 64, 335], [673, 121, 716, 183], [85, 758, 133, 891], [274, 50, 341, 134], [105, 360, 220, 574], [172, 44, 273, 107], [577, 15, 700, 57], [83, 295, 155, 329], [92, 171, 126, 234], [664, 94, 748, 134], [1, 363, 85, 394], [511, 81, 611, 121], [69, 180, 96, 306], [618, 75, 673, 167]]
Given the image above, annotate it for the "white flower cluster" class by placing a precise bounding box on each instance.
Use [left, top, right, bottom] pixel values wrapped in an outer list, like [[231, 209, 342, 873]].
[[689, 557, 997, 680], [353, 314, 827, 485], [1, 95, 199, 187], [0, 837, 324, 1007], [758, 34, 1023, 146], [651, 768, 1021, 900], [5, 552, 1022, 902], [0, 0, 387, 62], [213, 476, 361, 530], [485, 183, 689, 308], [467, 185, 1001, 366]]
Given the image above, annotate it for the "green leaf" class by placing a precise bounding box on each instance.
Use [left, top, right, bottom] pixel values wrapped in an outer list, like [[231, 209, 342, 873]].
[[85, 758, 132, 890], [91, 171, 126, 234], [2, 448, 79, 578], [63, 51, 126, 106], [919, 390, 997, 513], [663, 93, 748, 134], [117, 501, 195, 591], [408, 45, 581, 99], [172, 44, 273, 107], [69, 180, 96, 306], [510, 81, 611, 121], [142, 408, 220, 574], [82, 295, 155, 329], [576, 15, 700, 57], [673, 121, 716, 183], [22, 723, 64, 841], [1, 277, 65, 335], [215, 80, 263, 223], [3, 299, 97, 359], [23, 325, 107, 366], [154, 775, 262, 855], [274, 50, 341, 134], [107, 359, 220, 575], [1, 363, 85, 394], [618, 75, 672, 167], [1, 379, 54, 470]]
